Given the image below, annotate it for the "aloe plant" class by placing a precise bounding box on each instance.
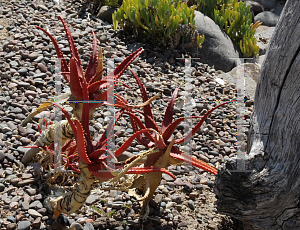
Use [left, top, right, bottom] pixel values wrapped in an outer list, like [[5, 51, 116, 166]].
[[22, 16, 228, 218], [22, 17, 145, 164], [49, 103, 175, 217], [122, 70, 234, 210]]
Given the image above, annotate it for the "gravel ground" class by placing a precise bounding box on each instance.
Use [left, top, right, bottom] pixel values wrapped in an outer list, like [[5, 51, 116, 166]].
[[0, 0, 254, 229]]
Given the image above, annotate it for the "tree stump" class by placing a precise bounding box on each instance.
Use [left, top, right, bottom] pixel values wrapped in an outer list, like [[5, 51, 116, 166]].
[[215, 1, 300, 229]]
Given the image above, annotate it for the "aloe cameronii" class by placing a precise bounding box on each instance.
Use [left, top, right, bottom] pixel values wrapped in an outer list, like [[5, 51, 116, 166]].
[[124, 70, 233, 209], [22, 17, 145, 164], [49, 102, 175, 217]]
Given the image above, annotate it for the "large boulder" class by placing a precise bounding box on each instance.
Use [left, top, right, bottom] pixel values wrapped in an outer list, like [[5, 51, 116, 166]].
[[97, 6, 117, 23], [250, 0, 277, 9], [254, 11, 280, 26], [245, 1, 264, 15], [194, 11, 240, 72]]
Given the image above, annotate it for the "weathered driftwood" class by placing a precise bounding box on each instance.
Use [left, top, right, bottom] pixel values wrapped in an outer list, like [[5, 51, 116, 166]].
[[214, 1, 300, 229]]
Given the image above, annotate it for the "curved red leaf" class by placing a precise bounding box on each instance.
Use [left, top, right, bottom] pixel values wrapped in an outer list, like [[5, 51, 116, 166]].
[[95, 110, 124, 149], [170, 147, 217, 174], [113, 128, 154, 159], [61, 140, 73, 152], [81, 78, 93, 153], [123, 111, 156, 147], [106, 47, 144, 80], [74, 119, 92, 164], [130, 69, 154, 129], [162, 116, 202, 143], [161, 88, 178, 133], [88, 148, 107, 161], [175, 102, 230, 144], [59, 16, 82, 67], [70, 58, 83, 100], [85, 30, 98, 83], [88, 78, 115, 93], [89, 68, 106, 85], [36, 26, 70, 82]]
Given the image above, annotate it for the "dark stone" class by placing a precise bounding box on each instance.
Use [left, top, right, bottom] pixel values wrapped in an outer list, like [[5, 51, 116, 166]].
[[97, 6, 116, 23], [194, 11, 240, 72], [246, 1, 264, 15], [251, 0, 276, 9], [0, 150, 5, 162], [254, 11, 279, 27]]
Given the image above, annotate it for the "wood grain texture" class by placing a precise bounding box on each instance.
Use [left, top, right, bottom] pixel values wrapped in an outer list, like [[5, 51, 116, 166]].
[[214, 1, 300, 229]]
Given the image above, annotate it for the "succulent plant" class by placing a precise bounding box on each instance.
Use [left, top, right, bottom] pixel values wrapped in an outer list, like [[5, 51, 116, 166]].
[[196, 0, 261, 57], [22, 16, 227, 219], [112, 0, 204, 49], [105, 0, 120, 7], [123, 70, 234, 210]]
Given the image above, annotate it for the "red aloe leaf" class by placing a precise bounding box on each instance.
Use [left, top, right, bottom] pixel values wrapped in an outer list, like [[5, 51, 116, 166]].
[[37, 124, 41, 133], [106, 47, 144, 80], [170, 147, 217, 174], [130, 116, 153, 147], [113, 94, 129, 107], [58, 16, 82, 67], [89, 68, 106, 85], [123, 111, 156, 147], [43, 117, 48, 127], [89, 85, 123, 110], [54, 103, 77, 139], [61, 140, 73, 152], [127, 167, 175, 179], [81, 77, 93, 153], [85, 30, 98, 83], [175, 101, 230, 144], [88, 77, 115, 93], [35, 26, 70, 82], [106, 149, 119, 162], [74, 119, 92, 164], [23, 146, 40, 148], [112, 128, 154, 159], [70, 57, 83, 100], [66, 144, 77, 157], [130, 69, 154, 129], [95, 110, 124, 149], [89, 148, 107, 161], [161, 88, 179, 133], [162, 116, 202, 143], [134, 110, 161, 133]]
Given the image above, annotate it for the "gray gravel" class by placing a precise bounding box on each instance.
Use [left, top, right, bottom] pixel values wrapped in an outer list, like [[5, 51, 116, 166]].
[[0, 0, 255, 229]]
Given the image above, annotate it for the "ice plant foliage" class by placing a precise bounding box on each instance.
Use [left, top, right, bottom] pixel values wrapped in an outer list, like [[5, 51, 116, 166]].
[[23, 17, 232, 217]]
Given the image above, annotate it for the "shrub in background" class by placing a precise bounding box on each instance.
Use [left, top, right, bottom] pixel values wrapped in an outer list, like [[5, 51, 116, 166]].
[[192, 0, 261, 57], [112, 0, 205, 49], [105, 0, 121, 7]]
